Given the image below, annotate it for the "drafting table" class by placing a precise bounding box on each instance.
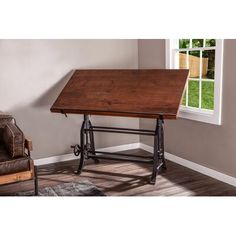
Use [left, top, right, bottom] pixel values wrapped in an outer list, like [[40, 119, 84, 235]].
[[51, 69, 188, 184]]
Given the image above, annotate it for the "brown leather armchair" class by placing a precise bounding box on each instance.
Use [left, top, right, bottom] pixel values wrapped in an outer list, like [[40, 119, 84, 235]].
[[0, 114, 38, 195]]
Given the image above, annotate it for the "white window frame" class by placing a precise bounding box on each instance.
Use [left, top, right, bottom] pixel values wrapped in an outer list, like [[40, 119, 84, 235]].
[[165, 39, 224, 125]]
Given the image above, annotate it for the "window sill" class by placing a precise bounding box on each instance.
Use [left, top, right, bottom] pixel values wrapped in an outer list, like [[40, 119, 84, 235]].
[[178, 106, 221, 125]]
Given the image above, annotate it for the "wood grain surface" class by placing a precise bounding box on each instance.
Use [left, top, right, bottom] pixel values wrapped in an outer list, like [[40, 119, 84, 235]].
[[51, 69, 189, 119]]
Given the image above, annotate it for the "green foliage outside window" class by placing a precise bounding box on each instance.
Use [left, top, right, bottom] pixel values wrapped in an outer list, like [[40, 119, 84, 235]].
[[179, 39, 215, 49]]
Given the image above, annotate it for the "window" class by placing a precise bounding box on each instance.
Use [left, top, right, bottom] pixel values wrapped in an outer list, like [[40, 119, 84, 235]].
[[166, 39, 224, 125]]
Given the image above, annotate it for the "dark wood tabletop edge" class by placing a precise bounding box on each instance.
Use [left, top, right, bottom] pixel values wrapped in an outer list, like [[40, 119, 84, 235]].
[[72, 68, 189, 72], [50, 107, 177, 119]]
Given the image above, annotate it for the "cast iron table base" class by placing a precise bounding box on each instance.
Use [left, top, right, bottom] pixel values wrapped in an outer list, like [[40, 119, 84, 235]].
[[72, 115, 166, 185]]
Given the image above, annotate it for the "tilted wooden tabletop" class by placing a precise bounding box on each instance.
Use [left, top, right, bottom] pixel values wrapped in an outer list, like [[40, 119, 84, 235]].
[[50, 69, 188, 119]]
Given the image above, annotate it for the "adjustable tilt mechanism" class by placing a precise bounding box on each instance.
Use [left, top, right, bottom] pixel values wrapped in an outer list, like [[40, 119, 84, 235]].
[[71, 115, 167, 184]]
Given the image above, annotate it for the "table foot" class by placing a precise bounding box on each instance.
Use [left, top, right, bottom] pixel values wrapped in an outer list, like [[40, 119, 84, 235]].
[[74, 170, 82, 175]]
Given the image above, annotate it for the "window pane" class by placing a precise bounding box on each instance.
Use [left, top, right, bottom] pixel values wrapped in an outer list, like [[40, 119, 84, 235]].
[[205, 39, 216, 47], [192, 39, 204, 48], [188, 80, 199, 108], [189, 50, 200, 79], [179, 39, 190, 49], [201, 81, 214, 110], [202, 50, 215, 80]]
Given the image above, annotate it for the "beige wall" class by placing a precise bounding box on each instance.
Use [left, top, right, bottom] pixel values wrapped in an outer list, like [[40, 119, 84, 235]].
[[0, 40, 139, 159], [138, 39, 236, 178]]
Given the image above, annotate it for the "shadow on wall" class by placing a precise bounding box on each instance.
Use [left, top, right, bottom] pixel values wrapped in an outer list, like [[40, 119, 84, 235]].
[[32, 70, 74, 108], [6, 71, 81, 159]]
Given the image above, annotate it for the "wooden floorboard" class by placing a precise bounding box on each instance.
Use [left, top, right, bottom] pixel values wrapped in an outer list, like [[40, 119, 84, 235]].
[[1, 149, 236, 196]]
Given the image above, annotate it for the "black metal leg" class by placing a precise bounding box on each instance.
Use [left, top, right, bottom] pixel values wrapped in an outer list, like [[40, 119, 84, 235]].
[[89, 120, 99, 163], [75, 116, 87, 174], [150, 119, 159, 184], [34, 166, 38, 196], [160, 119, 167, 170], [150, 117, 166, 184], [85, 122, 89, 154], [84, 116, 90, 161]]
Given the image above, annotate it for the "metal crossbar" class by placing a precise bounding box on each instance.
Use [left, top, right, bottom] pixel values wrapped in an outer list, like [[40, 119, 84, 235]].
[[84, 128, 155, 136], [92, 126, 155, 133], [88, 154, 153, 164]]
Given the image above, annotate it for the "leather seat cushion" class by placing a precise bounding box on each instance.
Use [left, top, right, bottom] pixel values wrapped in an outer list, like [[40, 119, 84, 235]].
[[0, 146, 30, 175]]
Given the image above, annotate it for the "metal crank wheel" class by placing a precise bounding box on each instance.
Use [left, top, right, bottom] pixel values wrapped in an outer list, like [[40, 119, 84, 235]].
[[71, 144, 81, 156]]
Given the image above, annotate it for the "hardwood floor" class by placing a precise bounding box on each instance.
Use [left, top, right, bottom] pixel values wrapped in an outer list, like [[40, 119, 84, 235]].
[[1, 149, 236, 196]]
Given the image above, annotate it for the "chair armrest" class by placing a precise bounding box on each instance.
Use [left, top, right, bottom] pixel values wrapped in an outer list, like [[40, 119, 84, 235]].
[[25, 138, 33, 151]]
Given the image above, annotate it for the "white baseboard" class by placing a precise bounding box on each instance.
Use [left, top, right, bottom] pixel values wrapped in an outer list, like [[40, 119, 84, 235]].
[[140, 143, 236, 187], [34, 153, 77, 166], [34, 142, 140, 166]]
